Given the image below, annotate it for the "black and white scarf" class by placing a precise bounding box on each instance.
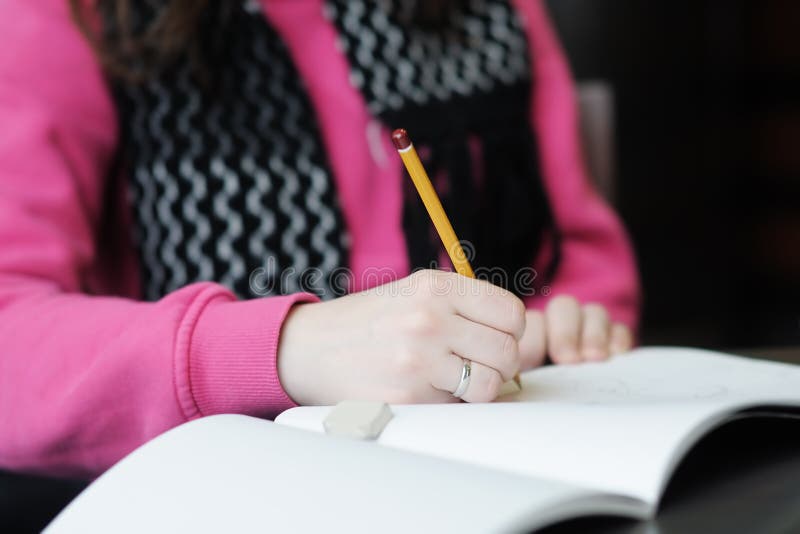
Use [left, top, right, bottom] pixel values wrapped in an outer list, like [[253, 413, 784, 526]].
[[112, 0, 559, 301]]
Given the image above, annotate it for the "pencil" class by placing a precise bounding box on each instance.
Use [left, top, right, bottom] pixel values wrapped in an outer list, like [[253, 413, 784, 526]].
[[392, 128, 522, 390]]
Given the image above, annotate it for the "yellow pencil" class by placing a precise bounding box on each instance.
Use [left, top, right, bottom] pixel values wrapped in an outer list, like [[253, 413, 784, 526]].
[[392, 128, 522, 390]]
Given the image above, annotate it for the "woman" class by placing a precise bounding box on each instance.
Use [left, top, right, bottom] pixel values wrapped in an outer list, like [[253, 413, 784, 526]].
[[0, 0, 639, 478]]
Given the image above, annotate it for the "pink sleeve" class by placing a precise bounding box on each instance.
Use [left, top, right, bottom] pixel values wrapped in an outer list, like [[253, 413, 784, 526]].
[[516, 0, 641, 330], [0, 1, 312, 478]]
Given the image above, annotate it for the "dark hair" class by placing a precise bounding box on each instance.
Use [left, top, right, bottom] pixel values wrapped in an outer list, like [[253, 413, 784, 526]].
[[69, 0, 460, 81]]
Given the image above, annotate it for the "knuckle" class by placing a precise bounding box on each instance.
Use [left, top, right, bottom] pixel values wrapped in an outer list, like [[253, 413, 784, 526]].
[[548, 294, 578, 312], [583, 302, 604, 314], [584, 303, 609, 321], [401, 307, 440, 338], [394, 347, 425, 375], [410, 269, 434, 281], [558, 294, 579, 306], [410, 269, 436, 296], [411, 269, 454, 300]]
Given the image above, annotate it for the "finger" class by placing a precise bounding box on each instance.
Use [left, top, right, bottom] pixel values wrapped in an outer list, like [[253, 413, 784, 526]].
[[428, 351, 469, 393], [518, 310, 546, 370], [458, 361, 504, 404], [415, 270, 526, 339], [545, 295, 582, 364], [445, 315, 520, 381], [609, 323, 634, 355], [580, 304, 611, 362]]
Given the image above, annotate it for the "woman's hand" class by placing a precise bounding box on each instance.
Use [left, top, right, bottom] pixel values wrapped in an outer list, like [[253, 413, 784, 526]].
[[518, 295, 634, 369], [277, 270, 527, 406]]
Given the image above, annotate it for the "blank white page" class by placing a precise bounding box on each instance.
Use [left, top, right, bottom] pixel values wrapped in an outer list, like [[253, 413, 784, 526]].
[[46, 415, 646, 534], [277, 347, 800, 504]]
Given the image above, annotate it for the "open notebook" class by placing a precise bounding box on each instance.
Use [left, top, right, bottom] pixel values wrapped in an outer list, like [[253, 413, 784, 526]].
[[47, 348, 800, 533]]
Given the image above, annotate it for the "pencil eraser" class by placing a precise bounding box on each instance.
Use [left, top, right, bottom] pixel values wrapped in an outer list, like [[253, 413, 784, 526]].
[[323, 401, 394, 440]]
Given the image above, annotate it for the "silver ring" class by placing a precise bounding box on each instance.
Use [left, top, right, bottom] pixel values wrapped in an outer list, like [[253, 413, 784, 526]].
[[452, 359, 472, 398]]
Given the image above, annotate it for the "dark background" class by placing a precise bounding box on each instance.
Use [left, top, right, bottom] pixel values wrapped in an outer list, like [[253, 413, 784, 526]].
[[3, 1, 800, 532], [546, 0, 800, 349]]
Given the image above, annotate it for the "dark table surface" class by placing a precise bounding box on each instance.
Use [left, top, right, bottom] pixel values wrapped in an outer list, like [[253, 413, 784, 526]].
[[541, 347, 800, 534], [2, 347, 799, 533]]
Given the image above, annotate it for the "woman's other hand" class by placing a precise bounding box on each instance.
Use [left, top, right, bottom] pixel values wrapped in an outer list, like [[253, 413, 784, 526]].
[[519, 296, 634, 369]]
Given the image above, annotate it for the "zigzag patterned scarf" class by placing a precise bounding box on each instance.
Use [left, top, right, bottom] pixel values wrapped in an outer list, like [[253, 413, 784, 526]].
[[112, 0, 558, 301]]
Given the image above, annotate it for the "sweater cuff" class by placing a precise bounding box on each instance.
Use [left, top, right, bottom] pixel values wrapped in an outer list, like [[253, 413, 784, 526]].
[[183, 292, 320, 420]]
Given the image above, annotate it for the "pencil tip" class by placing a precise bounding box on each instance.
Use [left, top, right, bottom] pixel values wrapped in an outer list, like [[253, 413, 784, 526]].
[[391, 129, 412, 150]]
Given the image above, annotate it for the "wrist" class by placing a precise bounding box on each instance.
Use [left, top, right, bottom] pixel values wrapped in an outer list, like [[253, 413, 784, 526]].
[[277, 302, 321, 406]]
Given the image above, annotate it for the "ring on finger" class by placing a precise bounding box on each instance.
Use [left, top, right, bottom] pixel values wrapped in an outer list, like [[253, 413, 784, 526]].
[[452, 358, 472, 398]]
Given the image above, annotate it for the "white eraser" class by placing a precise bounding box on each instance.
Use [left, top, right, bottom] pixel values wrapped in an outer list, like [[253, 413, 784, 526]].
[[323, 401, 394, 440]]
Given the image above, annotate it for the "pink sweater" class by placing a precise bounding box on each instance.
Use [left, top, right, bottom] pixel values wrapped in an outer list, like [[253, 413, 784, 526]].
[[0, 0, 639, 478]]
